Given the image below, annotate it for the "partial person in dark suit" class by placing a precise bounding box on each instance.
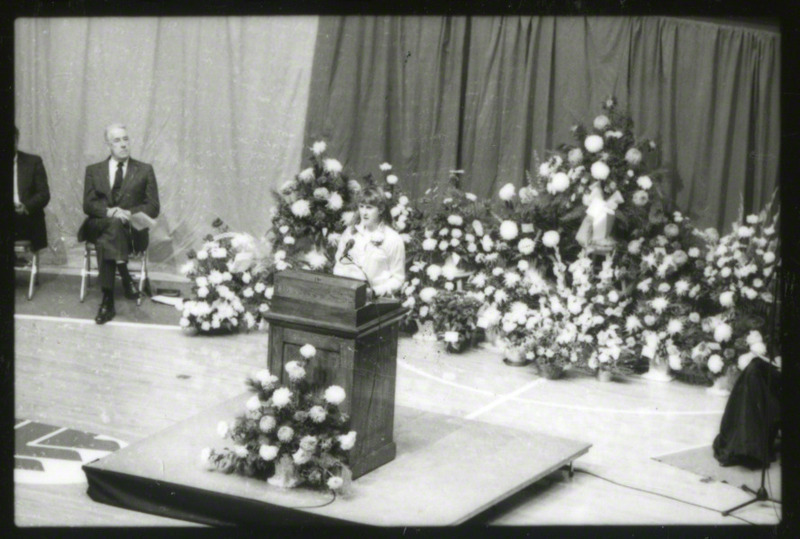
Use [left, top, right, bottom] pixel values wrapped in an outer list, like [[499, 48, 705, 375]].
[[14, 126, 51, 261], [78, 123, 160, 324]]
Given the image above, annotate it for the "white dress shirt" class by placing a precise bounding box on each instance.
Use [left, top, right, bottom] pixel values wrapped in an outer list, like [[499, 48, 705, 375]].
[[108, 157, 128, 190], [333, 223, 406, 296]]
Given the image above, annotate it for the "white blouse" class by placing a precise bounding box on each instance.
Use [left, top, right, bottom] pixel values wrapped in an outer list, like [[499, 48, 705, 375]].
[[332, 223, 406, 297]]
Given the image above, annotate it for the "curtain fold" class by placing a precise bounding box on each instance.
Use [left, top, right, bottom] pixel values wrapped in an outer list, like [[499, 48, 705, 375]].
[[15, 17, 319, 268], [306, 15, 779, 230]]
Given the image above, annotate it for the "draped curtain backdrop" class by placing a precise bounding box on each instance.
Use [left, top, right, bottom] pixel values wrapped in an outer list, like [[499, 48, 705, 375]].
[[305, 16, 779, 232], [15, 17, 318, 269]]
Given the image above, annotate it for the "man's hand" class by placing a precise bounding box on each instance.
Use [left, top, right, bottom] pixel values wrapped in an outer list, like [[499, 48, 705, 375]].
[[15, 202, 28, 215], [107, 207, 131, 222]]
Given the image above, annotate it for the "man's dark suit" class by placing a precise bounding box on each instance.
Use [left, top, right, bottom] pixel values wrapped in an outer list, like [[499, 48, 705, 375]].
[[15, 151, 50, 251], [78, 157, 160, 288]]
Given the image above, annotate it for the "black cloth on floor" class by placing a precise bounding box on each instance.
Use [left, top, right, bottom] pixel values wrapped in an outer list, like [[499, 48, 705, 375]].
[[713, 358, 781, 468]]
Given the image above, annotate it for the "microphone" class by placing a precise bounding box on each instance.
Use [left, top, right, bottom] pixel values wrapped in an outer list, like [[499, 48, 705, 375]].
[[341, 238, 356, 262]]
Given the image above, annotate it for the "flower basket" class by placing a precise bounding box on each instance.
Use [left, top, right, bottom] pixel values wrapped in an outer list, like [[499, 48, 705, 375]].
[[413, 320, 437, 342], [267, 454, 299, 489], [596, 368, 614, 383], [536, 362, 565, 380]]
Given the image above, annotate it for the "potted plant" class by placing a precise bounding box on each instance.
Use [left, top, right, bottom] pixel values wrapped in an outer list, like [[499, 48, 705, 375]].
[[430, 290, 484, 353]]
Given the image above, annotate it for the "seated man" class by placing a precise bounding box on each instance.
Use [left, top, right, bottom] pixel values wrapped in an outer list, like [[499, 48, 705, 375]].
[[14, 126, 51, 262], [78, 123, 160, 324]]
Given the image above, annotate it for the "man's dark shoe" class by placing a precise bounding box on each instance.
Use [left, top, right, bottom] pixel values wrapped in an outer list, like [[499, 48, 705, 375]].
[[95, 300, 116, 324], [121, 278, 142, 300]]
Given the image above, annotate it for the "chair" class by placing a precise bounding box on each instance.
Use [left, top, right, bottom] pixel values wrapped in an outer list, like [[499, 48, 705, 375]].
[[80, 242, 149, 306], [14, 240, 39, 300]]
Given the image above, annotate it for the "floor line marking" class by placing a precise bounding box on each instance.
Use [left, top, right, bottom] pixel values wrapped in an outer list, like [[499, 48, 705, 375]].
[[505, 396, 725, 416], [399, 360, 724, 417], [397, 360, 497, 396], [14, 314, 181, 331], [465, 379, 546, 420]]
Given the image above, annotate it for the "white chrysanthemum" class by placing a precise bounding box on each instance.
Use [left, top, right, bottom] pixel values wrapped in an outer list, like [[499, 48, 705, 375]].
[[246, 394, 262, 411], [298, 167, 315, 182], [419, 287, 438, 303], [379, 162, 392, 171], [386, 174, 398, 185], [668, 354, 683, 371], [271, 387, 293, 408], [625, 148, 642, 165], [323, 385, 346, 405], [763, 251, 776, 264], [542, 230, 560, 248], [738, 352, 755, 370], [338, 430, 357, 451], [714, 323, 733, 342], [447, 214, 463, 226], [590, 161, 610, 180], [498, 183, 516, 201], [426, 264, 442, 281], [637, 176, 653, 190], [472, 220, 484, 236], [312, 140, 327, 155], [308, 405, 327, 423], [707, 354, 724, 374], [737, 226, 754, 238], [719, 291, 735, 308], [503, 272, 521, 288], [259, 415, 276, 433], [650, 296, 668, 313], [422, 238, 437, 251], [667, 319, 683, 335], [568, 147, 584, 165], [285, 360, 306, 381], [299, 343, 316, 358], [518, 237, 535, 255], [442, 265, 458, 281], [291, 199, 311, 218], [585, 134, 604, 153], [500, 220, 519, 241], [277, 425, 294, 442], [750, 341, 767, 357], [259, 444, 279, 461], [323, 158, 343, 174], [746, 330, 763, 345], [594, 114, 610, 130], [551, 172, 571, 194]]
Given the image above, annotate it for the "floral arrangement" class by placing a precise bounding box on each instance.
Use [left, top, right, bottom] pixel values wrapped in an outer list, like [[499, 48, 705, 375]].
[[375, 162, 421, 246], [400, 171, 493, 327], [523, 97, 663, 259], [430, 290, 484, 353], [695, 200, 780, 379], [178, 218, 272, 334], [269, 140, 357, 272], [201, 344, 356, 492]]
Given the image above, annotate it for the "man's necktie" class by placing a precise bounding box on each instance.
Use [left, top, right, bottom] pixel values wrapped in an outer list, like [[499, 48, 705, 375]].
[[112, 161, 124, 205]]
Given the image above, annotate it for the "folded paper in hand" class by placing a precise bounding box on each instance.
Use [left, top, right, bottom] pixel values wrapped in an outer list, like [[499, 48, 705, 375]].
[[130, 212, 157, 231]]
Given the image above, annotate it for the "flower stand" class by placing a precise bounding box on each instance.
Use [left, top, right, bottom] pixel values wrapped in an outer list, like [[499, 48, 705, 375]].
[[640, 356, 674, 383], [537, 363, 565, 380], [502, 343, 530, 367], [267, 455, 299, 489], [596, 369, 613, 383], [413, 320, 438, 342]]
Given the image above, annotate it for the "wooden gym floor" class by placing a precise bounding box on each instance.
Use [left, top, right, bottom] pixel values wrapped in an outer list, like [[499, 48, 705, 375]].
[[13, 272, 781, 527]]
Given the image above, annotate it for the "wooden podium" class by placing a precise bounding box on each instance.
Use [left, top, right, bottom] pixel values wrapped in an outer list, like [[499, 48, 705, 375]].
[[263, 270, 407, 479]]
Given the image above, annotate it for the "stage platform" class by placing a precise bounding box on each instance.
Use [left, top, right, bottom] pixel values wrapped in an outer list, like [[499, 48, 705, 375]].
[[83, 393, 590, 526]]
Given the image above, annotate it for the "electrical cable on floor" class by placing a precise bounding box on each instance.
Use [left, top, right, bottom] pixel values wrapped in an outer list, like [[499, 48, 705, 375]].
[[573, 469, 759, 525], [290, 490, 337, 509]]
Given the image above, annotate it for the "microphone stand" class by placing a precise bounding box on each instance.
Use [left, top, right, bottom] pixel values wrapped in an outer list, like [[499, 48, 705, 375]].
[[721, 265, 782, 517], [340, 251, 376, 301]]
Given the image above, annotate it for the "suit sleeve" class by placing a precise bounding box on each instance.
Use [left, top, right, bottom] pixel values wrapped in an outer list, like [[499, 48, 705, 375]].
[[26, 156, 50, 212], [83, 166, 108, 218], [128, 164, 160, 219]]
